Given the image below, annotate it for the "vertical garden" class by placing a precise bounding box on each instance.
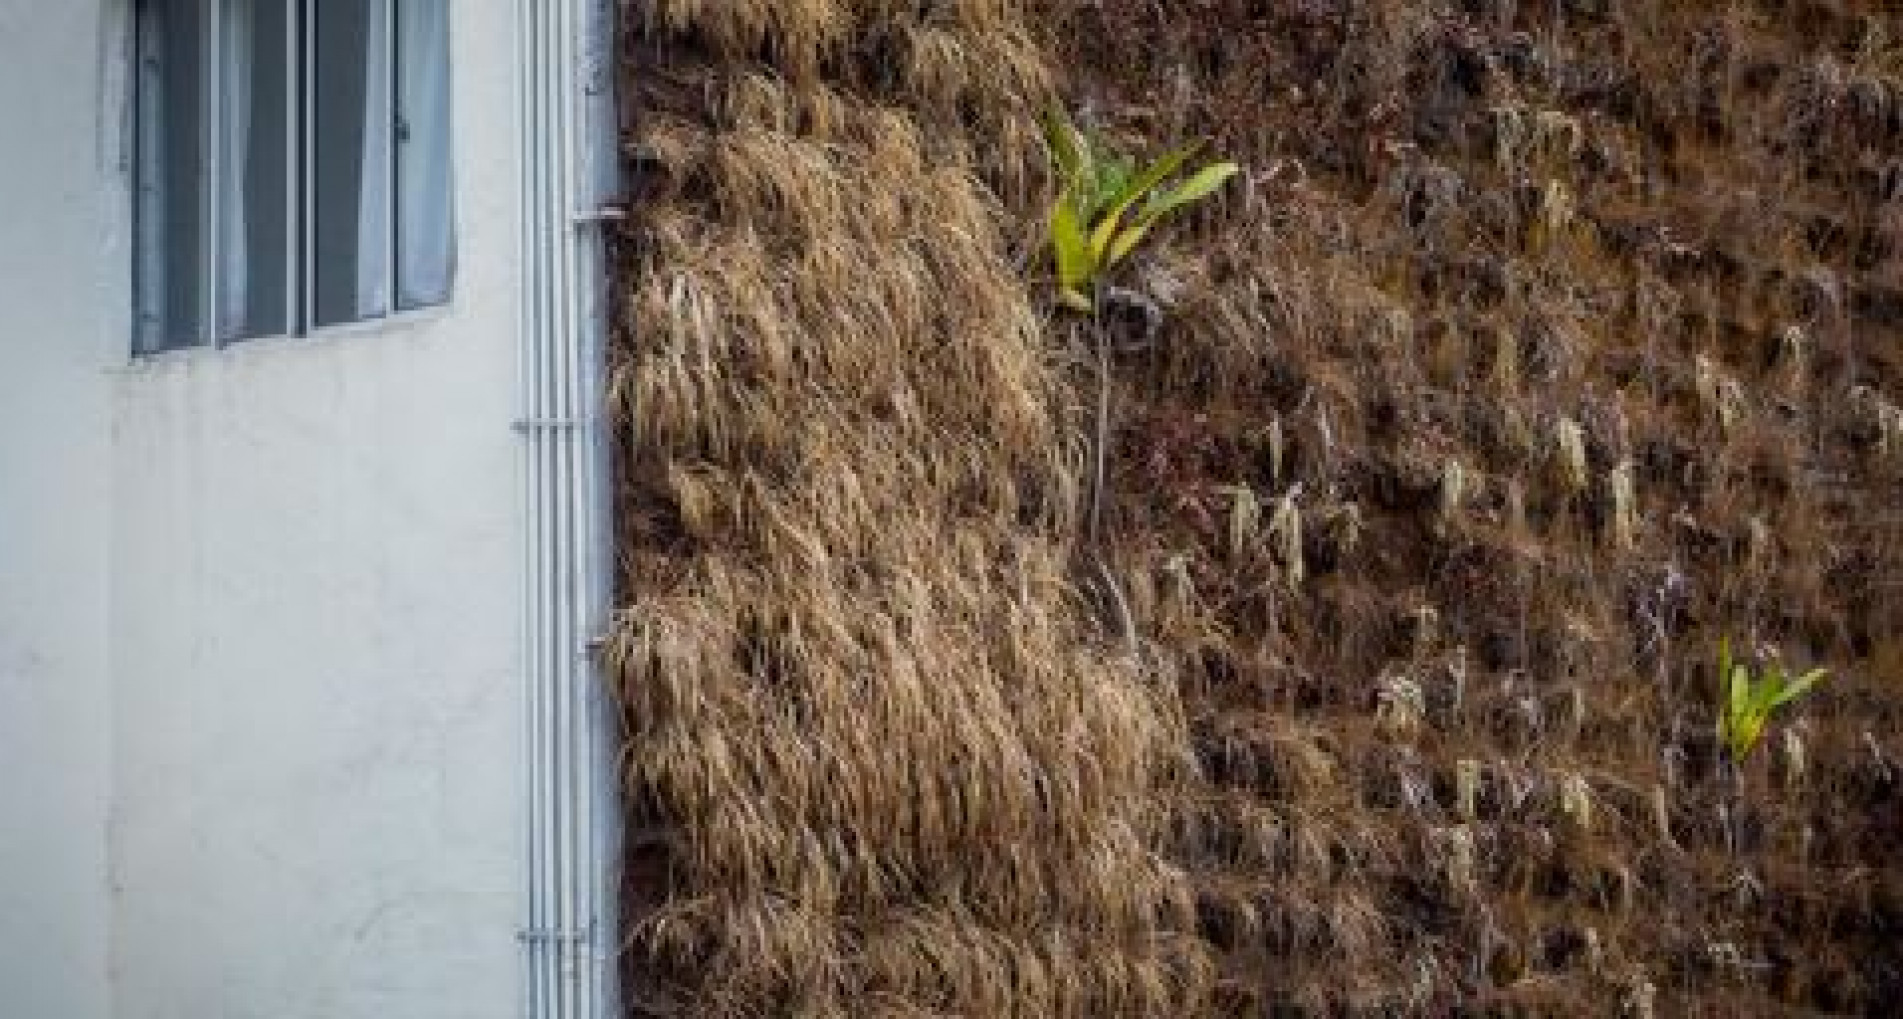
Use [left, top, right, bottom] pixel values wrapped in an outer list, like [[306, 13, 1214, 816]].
[[607, 1, 1903, 1013]]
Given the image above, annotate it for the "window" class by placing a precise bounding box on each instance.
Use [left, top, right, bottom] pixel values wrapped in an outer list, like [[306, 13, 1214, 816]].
[[134, 0, 454, 353]]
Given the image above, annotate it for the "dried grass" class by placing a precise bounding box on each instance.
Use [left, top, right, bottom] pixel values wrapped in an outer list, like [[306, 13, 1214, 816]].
[[610, 4, 1207, 1013], [611, 0, 1903, 1013]]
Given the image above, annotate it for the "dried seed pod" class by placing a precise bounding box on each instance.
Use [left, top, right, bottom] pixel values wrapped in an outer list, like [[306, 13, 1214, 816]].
[[1377, 674, 1426, 738], [1457, 758, 1481, 820], [1695, 354, 1745, 433], [1560, 772, 1593, 831], [1269, 491, 1305, 587], [1491, 326, 1520, 392], [1411, 604, 1439, 659], [1852, 385, 1903, 457], [1776, 324, 1806, 387], [1225, 484, 1260, 562], [1554, 417, 1589, 496], [1607, 460, 1639, 550], [1436, 824, 1476, 891], [1627, 977, 1658, 1019], [1439, 459, 1467, 526], [1782, 725, 1807, 789]]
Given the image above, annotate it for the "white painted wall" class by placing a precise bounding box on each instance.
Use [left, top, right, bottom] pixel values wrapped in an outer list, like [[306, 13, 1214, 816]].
[[0, 3, 118, 1014], [0, 3, 525, 1017]]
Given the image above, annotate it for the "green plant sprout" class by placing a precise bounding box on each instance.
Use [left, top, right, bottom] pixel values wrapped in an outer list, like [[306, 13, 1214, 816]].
[[1044, 108, 1239, 312], [1716, 636, 1828, 763]]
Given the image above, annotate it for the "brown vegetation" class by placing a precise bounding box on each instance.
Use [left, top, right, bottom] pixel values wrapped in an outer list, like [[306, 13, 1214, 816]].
[[607, 0, 1903, 1013]]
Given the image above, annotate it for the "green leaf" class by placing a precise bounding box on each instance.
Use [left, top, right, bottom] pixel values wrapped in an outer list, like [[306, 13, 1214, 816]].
[[1713, 636, 1833, 761], [1040, 111, 1240, 309], [1733, 712, 1765, 759], [1091, 153, 1136, 221], [1752, 664, 1784, 716], [1143, 160, 1242, 220], [1102, 219, 1160, 271], [1769, 667, 1828, 708], [1716, 677, 1734, 747], [1049, 196, 1096, 299], [1727, 663, 1752, 746], [1100, 160, 1241, 270], [1089, 143, 1202, 259]]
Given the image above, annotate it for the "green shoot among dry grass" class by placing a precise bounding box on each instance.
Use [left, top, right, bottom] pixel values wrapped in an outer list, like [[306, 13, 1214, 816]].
[[1717, 637, 1828, 764], [1044, 109, 1238, 312]]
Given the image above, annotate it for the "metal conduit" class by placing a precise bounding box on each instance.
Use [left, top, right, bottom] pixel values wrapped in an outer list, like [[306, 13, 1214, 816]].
[[517, 0, 618, 1016]]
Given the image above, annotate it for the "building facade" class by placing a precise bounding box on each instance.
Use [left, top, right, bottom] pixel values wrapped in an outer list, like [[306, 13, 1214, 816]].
[[0, 3, 615, 1016]]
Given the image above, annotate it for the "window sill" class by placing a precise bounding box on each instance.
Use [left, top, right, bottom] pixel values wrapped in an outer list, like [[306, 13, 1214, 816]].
[[119, 301, 456, 370]]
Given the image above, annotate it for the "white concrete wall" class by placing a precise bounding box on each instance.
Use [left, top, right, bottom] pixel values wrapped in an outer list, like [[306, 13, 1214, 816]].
[[0, 3, 119, 1015], [0, 4, 525, 1017]]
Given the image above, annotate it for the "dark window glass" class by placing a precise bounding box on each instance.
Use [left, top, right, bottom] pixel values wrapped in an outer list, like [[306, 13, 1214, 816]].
[[134, 0, 453, 351], [136, 0, 208, 351]]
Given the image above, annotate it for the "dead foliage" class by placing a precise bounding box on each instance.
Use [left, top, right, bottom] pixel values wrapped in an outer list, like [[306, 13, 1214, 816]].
[[608, 0, 1903, 1013]]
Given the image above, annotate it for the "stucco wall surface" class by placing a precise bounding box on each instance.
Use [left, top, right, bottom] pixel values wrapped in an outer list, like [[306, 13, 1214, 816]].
[[1, 3, 525, 1017], [0, 3, 118, 1016]]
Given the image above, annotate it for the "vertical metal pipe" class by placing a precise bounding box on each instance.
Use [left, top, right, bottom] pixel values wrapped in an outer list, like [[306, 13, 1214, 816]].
[[542, 3, 570, 1014], [569, 0, 588, 1010], [532, 0, 557, 1007], [516, 0, 549, 1014], [554, 0, 583, 1012], [570, 8, 615, 1013], [571, 4, 613, 1011], [522, 0, 616, 1015]]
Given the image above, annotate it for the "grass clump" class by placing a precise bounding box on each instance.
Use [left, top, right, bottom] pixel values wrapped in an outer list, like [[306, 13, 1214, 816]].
[[1717, 636, 1828, 765], [1043, 108, 1236, 313]]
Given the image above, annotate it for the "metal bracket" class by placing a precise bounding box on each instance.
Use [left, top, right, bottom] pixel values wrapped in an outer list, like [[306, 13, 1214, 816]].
[[512, 417, 586, 433], [517, 926, 592, 946], [571, 205, 627, 226]]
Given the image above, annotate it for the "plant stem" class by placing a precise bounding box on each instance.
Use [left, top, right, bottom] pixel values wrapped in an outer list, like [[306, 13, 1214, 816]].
[[1089, 305, 1110, 551], [1722, 757, 1744, 858]]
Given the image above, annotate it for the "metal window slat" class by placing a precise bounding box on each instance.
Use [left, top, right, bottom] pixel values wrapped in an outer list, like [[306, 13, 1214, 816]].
[[133, 4, 162, 353], [384, 0, 399, 322], [204, 0, 222, 347], [283, 0, 299, 338], [301, 0, 315, 336]]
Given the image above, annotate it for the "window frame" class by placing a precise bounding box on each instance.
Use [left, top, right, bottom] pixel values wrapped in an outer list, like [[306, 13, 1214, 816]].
[[131, 0, 453, 356]]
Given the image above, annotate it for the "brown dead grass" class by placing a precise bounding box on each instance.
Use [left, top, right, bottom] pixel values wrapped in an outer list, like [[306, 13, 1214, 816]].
[[610, 0, 1902, 1014], [608, 6, 1209, 1013]]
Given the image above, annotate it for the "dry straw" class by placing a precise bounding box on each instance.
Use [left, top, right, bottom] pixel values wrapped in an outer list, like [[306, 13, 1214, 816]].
[[610, 2, 1208, 1013], [612, 0, 1903, 1013]]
